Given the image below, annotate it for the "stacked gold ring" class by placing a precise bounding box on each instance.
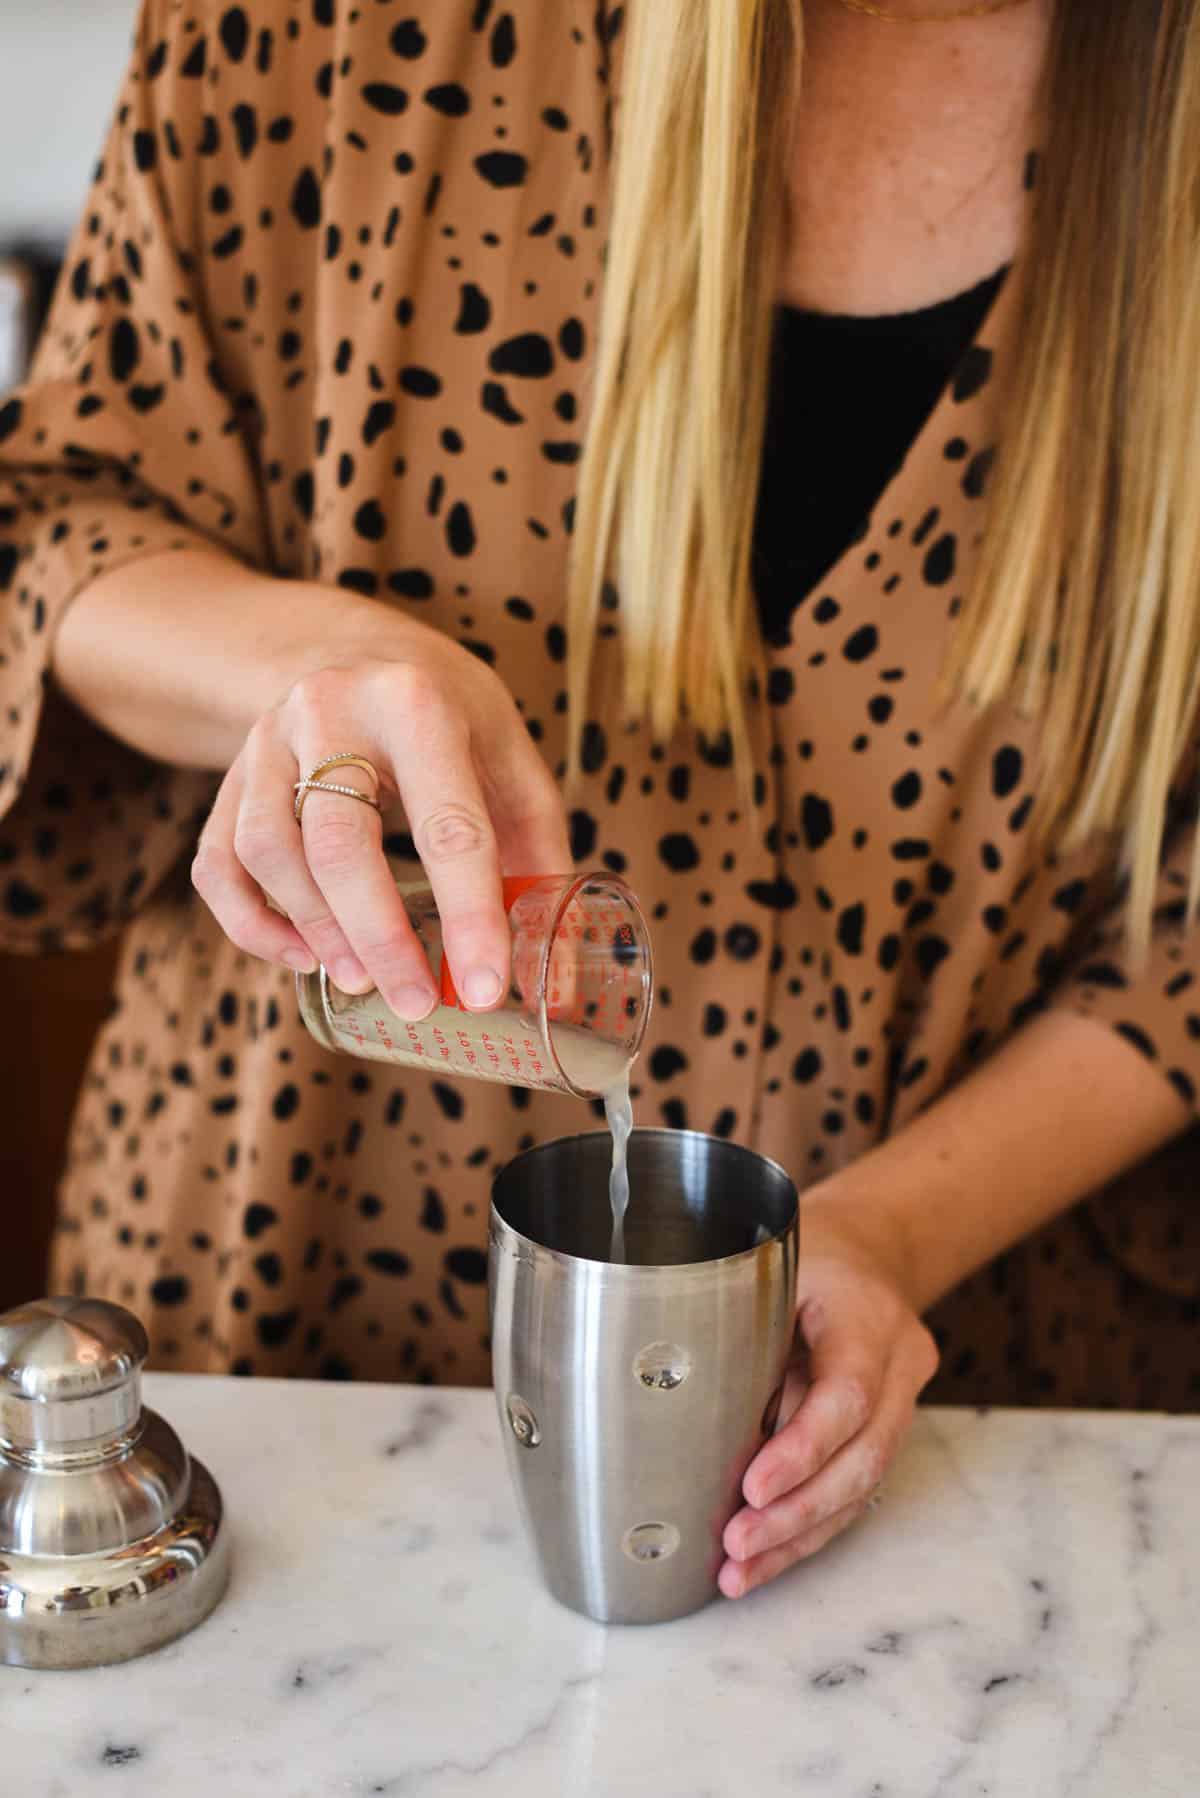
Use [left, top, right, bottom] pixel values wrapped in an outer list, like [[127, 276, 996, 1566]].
[[293, 752, 383, 824]]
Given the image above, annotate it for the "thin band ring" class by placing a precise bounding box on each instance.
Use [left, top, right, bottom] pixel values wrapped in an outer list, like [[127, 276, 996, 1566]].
[[293, 752, 383, 824]]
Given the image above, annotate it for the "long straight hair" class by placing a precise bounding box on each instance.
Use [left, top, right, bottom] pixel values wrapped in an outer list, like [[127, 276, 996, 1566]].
[[568, 0, 1200, 955]]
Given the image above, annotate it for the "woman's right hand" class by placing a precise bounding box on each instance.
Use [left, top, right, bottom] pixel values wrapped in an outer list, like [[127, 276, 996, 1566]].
[[190, 604, 572, 1020]]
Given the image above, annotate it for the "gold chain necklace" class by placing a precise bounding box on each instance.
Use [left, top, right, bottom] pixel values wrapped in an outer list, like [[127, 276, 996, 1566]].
[[833, 0, 1030, 21]]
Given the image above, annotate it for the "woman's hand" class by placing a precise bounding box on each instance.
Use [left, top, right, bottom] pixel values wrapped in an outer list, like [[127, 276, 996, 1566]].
[[191, 598, 572, 1018], [720, 1216, 938, 1598]]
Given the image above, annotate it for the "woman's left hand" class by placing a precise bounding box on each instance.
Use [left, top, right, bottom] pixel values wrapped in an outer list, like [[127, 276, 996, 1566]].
[[720, 1223, 939, 1598]]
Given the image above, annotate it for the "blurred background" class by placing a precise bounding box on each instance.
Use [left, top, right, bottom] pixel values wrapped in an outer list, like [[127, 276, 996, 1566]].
[[1, 0, 138, 1310]]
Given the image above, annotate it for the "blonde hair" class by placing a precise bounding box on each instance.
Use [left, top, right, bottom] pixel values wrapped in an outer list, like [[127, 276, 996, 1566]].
[[568, 0, 800, 768], [569, 0, 1200, 955]]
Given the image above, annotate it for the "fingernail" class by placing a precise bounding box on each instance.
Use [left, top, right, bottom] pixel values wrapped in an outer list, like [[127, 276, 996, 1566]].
[[461, 966, 503, 1009], [283, 948, 318, 975], [390, 983, 438, 1021], [333, 957, 373, 993]]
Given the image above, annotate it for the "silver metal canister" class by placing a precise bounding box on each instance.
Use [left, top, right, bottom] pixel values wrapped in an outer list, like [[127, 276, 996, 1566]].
[[0, 1298, 231, 1670], [490, 1129, 799, 1625]]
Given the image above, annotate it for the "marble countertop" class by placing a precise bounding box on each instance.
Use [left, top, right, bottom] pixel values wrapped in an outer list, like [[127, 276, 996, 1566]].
[[7, 1375, 1199, 1797]]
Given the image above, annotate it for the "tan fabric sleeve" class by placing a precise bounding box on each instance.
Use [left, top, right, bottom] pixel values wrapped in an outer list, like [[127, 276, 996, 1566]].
[[0, 0, 270, 952], [1055, 818, 1200, 1113], [1051, 819, 1200, 1299]]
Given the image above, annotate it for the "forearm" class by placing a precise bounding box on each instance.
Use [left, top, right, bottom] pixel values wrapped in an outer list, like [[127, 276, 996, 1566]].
[[804, 1009, 1192, 1313], [50, 548, 395, 771]]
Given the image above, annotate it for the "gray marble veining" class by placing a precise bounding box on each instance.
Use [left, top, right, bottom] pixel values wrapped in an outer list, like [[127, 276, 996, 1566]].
[[7, 1375, 1199, 1796]]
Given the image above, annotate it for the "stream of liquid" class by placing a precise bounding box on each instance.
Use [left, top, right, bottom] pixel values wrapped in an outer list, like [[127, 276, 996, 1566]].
[[552, 1029, 635, 1264], [603, 1070, 634, 1265]]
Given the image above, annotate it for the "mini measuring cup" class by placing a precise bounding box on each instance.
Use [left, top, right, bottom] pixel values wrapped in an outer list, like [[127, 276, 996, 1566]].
[[295, 872, 653, 1097]]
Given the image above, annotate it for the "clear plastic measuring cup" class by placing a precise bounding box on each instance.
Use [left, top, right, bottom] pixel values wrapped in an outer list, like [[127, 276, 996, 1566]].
[[295, 872, 653, 1097]]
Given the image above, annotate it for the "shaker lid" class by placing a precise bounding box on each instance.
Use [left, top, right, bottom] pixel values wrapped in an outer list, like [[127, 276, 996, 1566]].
[[0, 1298, 231, 1671], [0, 1297, 147, 1447]]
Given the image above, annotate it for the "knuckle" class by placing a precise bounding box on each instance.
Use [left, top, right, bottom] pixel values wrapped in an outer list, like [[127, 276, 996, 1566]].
[[351, 932, 420, 977], [233, 821, 289, 880], [304, 810, 370, 876], [510, 788, 567, 842], [415, 802, 490, 865], [383, 659, 443, 717], [786, 1493, 816, 1536], [855, 1436, 888, 1497], [796, 1524, 833, 1561], [837, 1373, 873, 1437], [285, 666, 354, 718], [800, 1295, 829, 1343], [293, 908, 343, 948], [190, 842, 226, 896], [512, 747, 561, 801]]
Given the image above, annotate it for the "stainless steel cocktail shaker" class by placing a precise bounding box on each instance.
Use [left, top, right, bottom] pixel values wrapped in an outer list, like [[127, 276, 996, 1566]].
[[490, 1129, 799, 1624]]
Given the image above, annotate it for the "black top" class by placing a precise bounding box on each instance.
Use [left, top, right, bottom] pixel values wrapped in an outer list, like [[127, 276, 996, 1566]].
[[753, 266, 1009, 647]]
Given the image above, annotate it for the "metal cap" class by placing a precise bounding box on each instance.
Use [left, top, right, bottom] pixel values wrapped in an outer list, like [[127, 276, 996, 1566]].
[[0, 1298, 231, 1671], [0, 1296, 147, 1449]]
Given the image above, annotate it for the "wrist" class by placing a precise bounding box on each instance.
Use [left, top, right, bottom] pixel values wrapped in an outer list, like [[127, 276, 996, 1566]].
[[799, 1172, 925, 1314]]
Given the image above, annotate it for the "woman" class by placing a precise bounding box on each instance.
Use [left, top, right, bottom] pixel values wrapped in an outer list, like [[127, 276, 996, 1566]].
[[2, 0, 1198, 1599]]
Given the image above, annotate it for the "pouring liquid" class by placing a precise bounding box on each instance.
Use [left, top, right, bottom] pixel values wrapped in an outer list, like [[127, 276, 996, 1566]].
[[604, 1071, 634, 1264], [550, 1028, 635, 1266]]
